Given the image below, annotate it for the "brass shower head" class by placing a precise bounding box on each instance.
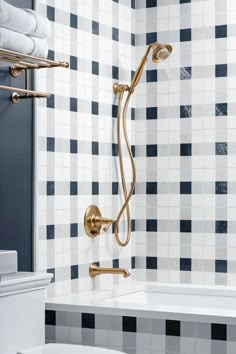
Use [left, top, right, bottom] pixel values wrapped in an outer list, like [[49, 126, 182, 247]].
[[152, 43, 173, 63], [130, 42, 172, 92]]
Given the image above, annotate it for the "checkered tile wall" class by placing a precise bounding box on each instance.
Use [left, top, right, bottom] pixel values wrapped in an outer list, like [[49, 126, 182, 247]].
[[135, 0, 236, 286], [35, 0, 236, 296], [35, 0, 136, 297]]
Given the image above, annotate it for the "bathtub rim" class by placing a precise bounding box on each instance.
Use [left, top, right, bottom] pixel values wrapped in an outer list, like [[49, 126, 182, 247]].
[[46, 281, 236, 324]]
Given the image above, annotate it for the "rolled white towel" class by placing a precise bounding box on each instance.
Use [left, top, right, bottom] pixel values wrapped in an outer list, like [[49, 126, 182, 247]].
[[25, 9, 51, 39], [0, 0, 51, 38], [0, 27, 48, 59], [30, 36, 49, 58]]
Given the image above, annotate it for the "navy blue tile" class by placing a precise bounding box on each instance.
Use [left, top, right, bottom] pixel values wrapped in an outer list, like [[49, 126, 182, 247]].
[[131, 0, 135, 8], [146, 69, 157, 82], [47, 181, 55, 196], [48, 50, 55, 61], [146, 182, 158, 194], [112, 182, 119, 195], [215, 64, 227, 77], [112, 143, 118, 156], [211, 323, 227, 340], [123, 316, 136, 332], [146, 144, 157, 157], [112, 105, 118, 118], [113, 259, 119, 268], [70, 140, 77, 154], [131, 219, 135, 232], [146, 107, 158, 119], [215, 260, 227, 273], [92, 21, 99, 35], [146, 256, 158, 269], [131, 145, 135, 157], [70, 14, 78, 28], [92, 182, 99, 195], [180, 258, 191, 271], [131, 33, 135, 46], [82, 313, 95, 329], [180, 0, 191, 3], [112, 66, 119, 80], [131, 256, 135, 269], [70, 97, 77, 112], [70, 56, 77, 71], [45, 310, 56, 325], [216, 103, 227, 116], [131, 70, 135, 81], [180, 144, 192, 156], [180, 105, 192, 118], [215, 25, 227, 39], [92, 101, 99, 115], [131, 108, 135, 120], [166, 320, 181, 336], [112, 27, 119, 41], [180, 28, 191, 42], [215, 181, 227, 194], [70, 182, 78, 195], [47, 6, 55, 22], [146, 0, 157, 7], [215, 220, 227, 234], [71, 265, 79, 279], [146, 32, 157, 44], [47, 268, 55, 283], [47, 225, 54, 240], [47, 94, 54, 108], [180, 220, 191, 233], [92, 142, 99, 155], [92, 61, 99, 75], [180, 66, 192, 80], [47, 137, 55, 152], [146, 219, 157, 232], [216, 142, 227, 155], [70, 223, 78, 237], [180, 182, 191, 194]]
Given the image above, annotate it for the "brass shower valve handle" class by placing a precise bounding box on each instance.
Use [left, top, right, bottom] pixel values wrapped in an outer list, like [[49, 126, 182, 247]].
[[84, 205, 114, 238]]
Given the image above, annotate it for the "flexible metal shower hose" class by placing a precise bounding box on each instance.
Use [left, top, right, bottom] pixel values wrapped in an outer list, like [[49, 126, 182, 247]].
[[114, 91, 136, 247]]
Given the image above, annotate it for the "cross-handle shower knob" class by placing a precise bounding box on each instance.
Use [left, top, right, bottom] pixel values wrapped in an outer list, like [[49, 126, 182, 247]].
[[84, 205, 114, 238]]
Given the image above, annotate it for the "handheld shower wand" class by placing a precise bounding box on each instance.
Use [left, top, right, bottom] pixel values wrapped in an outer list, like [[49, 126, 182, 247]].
[[84, 43, 173, 247], [129, 43, 172, 93]]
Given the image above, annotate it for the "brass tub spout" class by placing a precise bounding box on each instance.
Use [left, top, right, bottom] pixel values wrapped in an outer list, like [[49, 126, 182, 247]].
[[89, 263, 131, 278]]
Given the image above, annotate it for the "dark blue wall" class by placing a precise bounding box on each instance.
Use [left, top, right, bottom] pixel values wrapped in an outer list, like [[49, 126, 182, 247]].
[[0, 0, 33, 271]]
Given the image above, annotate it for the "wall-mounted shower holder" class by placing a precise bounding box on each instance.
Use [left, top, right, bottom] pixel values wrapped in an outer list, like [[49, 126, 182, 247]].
[[0, 48, 69, 103], [84, 205, 114, 238]]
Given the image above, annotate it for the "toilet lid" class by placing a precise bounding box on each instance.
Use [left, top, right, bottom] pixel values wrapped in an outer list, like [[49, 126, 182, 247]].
[[18, 343, 125, 354]]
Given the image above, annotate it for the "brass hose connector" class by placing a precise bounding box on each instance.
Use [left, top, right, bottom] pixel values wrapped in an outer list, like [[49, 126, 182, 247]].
[[113, 83, 130, 95]]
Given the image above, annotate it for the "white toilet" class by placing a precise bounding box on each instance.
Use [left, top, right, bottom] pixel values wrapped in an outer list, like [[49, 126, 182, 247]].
[[0, 272, 124, 354]]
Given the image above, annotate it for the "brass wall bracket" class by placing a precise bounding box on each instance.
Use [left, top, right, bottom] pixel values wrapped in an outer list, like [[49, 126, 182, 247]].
[[84, 205, 114, 238], [113, 82, 130, 95]]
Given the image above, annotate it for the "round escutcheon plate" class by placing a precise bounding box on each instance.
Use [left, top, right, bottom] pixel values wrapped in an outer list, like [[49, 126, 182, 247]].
[[84, 205, 102, 238]]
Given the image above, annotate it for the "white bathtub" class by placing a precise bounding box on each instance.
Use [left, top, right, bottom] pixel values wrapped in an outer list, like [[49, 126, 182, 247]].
[[46, 282, 236, 324]]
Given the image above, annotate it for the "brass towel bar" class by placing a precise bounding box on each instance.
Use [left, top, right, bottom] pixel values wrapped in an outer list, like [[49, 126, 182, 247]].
[[0, 48, 69, 103]]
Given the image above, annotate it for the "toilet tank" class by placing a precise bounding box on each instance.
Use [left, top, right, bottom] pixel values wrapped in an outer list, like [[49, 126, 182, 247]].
[[0, 272, 52, 354]]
